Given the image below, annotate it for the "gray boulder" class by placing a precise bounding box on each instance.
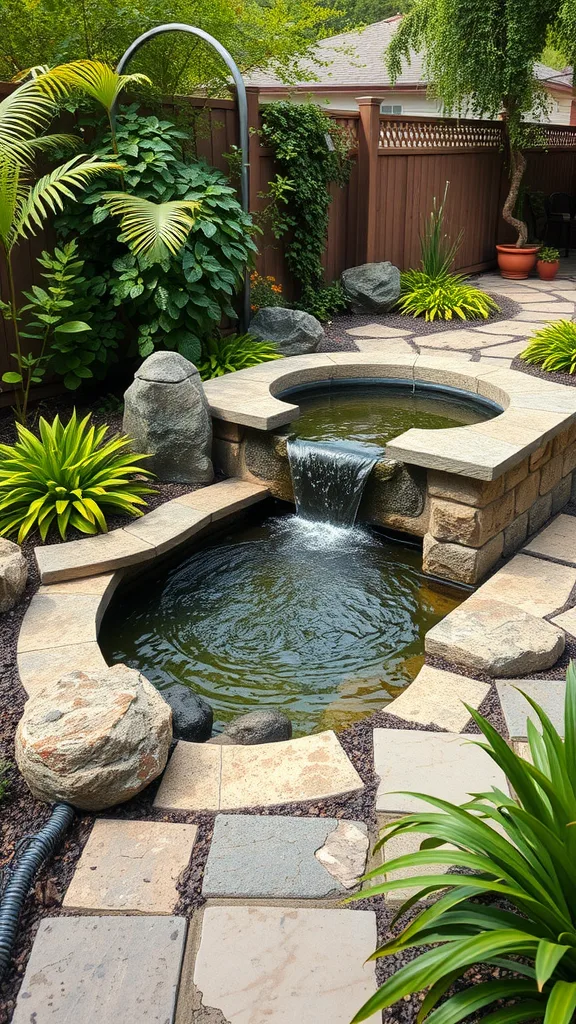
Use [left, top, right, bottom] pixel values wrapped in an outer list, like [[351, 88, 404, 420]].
[[162, 684, 213, 741], [341, 262, 401, 313], [123, 351, 213, 484], [222, 710, 293, 745], [249, 307, 323, 356], [0, 538, 27, 612]]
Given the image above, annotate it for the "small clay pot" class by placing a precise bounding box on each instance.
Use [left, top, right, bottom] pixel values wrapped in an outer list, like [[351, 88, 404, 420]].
[[496, 244, 540, 280], [536, 259, 560, 281]]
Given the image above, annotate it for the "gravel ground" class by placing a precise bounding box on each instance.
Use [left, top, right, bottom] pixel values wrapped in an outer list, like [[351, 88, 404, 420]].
[[511, 354, 576, 387]]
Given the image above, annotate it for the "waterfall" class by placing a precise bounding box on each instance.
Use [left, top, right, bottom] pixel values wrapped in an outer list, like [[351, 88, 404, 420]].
[[287, 438, 380, 527]]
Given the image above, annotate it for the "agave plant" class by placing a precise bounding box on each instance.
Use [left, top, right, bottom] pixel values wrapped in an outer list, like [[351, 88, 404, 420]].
[[521, 320, 576, 374], [198, 333, 281, 380], [350, 662, 576, 1022], [0, 411, 155, 542]]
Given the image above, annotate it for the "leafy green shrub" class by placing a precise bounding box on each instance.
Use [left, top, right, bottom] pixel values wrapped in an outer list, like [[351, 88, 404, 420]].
[[250, 271, 286, 311], [538, 246, 561, 263], [56, 105, 257, 368], [198, 334, 280, 380], [399, 270, 499, 321], [521, 320, 576, 374], [295, 281, 349, 322], [0, 411, 154, 542], [350, 661, 576, 1023]]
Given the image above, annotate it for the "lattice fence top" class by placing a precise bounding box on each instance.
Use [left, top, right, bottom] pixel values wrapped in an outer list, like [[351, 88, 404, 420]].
[[379, 118, 504, 150], [539, 125, 576, 148]]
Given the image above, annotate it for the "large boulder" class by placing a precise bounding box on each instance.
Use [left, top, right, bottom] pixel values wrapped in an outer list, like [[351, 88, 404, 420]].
[[249, 307, 323, 356], [341, 262, 401, 313], [123, 351, 213, 484], [162, 684, 213, 741], [15, 665, 172, 811], [222, 710, 293, 745], [0, 538, 27, 612]]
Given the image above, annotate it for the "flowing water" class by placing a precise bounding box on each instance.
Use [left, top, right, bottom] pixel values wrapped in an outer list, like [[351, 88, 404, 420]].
[[287, 438, 381, 526], [100, 511, 465, 736]]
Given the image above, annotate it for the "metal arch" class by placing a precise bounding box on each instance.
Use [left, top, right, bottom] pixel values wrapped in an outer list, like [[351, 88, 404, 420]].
[[113, 24, 251, 329]]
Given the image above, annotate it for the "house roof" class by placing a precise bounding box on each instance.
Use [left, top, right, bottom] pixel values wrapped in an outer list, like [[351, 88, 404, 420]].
[[244, 17, 573, 93]]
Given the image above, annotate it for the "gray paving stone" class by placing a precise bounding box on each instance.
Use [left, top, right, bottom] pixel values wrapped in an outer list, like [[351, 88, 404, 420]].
[[185, 906, 377, 1023], [12, 915, 187, 1024], [496, 679, 566, 740], [202, 814, 368, 898]]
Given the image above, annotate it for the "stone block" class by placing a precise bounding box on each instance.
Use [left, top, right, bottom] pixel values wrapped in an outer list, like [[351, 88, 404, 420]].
[[202, 815, 368, 898], [515, 471, 540, 515], [427, 470, 505, 508], [503, 511, 529, 558], [185, 906, 377, 1024], [373, 729, 508, 813], [552, 423, 576, 457], [496, 679, 566, 740], [384, 665, 489, 731], [552, 474, 572, 515], [476, 553, 576, 618], [154, 741, 222, 812], [11, 915, 187, 1024], [523, 514, 576, 567], [563, 441, 576, 477], [211, 418, 245, 442], [17, 593, 101, 653], [17, 642, 108, 697], [122, 501, 209, 556], [529, 441, 552, 471], [504, 457, 529, 491], [429, 491, 514, 548], [174, 478, 269, 521], [386, 426, 523, 481], [540, 454, 563, 495], [422, 532, 503, 585], [528, 491, 553, 535], [35, 529, 154, 584], [211, 437, 244, 478], [63, 819, 198, 914]]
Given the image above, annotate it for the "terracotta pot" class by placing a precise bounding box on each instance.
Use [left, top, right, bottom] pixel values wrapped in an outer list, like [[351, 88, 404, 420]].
[[536, 259, 560, 281], [496, 244, 540, 280]]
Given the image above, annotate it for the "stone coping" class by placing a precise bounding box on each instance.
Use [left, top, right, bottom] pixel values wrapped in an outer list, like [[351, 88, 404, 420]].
[[202, 353, 576, 481]]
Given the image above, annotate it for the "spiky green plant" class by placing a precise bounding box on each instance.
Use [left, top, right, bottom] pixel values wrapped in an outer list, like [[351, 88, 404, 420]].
[[399, 270, 499, 321], [198, 333, 281, 380], [419, 181, 462, 279], [349, 661, 576, 1023], [521, 320, 576, 374], [0, 411, 155, 542]]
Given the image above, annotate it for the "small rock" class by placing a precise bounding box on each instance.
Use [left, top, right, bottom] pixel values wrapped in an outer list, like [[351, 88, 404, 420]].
[[249, 307, 324, 356], [123, 350, 213, 484], [15, 665, 172, 811], [161, 684, 213, 742], [315, 820, 369, 889], [222, 709, 293, 745], [207, 733, 236, 745], [341, 262, 401, 313], [425, 597, 565, 677], [0, 538, 27, 612]]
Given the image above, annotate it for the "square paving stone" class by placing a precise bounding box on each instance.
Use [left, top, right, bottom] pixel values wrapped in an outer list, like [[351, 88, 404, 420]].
[[367, 818, 457, 903], [523, 514, 576, 566], [475, 553, 576, 618], [552, 606, 576, 637], [185, 906, 377, 1023], [373, 729, 509, 813], [384, 665, 489, 732], [496, 679, 565, 740], [63, 819, 198, 914], [202, 815, 368, 898], [12, 915, 187, 1024]]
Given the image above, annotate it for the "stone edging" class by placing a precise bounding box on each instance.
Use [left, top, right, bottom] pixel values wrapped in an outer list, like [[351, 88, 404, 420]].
[[203, 352, 576, 480]]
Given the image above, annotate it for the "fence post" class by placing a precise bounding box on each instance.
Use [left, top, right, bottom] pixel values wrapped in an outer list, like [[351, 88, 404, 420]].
[[245, 86, 261, 214], [356, 96, 381, 264]]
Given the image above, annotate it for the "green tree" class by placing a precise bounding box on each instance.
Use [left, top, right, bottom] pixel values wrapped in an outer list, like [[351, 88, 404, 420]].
[[330, 0, 411, 32], [0, 0, 339, 96], [386, 0, 576, 246]]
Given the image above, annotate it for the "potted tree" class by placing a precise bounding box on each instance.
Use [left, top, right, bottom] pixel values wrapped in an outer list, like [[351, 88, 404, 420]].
[[385, 0, 574, 280], [536, 245, 561, 281]]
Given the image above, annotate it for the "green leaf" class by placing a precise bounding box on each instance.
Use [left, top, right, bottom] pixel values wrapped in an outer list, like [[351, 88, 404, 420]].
[[543, 981, 576, 1023], [54, 320, 91, 334], [535, 940, 569, 992], [2, 371, 23, 383]]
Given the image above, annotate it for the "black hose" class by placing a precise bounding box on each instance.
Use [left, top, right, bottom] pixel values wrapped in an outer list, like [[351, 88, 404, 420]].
[[0, 802, 75, 982]]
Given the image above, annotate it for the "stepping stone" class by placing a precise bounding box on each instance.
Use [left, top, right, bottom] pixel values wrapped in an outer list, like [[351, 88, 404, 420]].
[[523, 514, 576, 567], [184, 906, 377, 1023], [473, 320, 542, 336], [514, 310, 571, 322], [552, 606, 576, 637], [367, 817, 457, 903], [519, 303, 575, 314], [496, 679, 565, 740], [154, 731, 364, 811], [12, 916, 187, 1024], [416, 329, 514, 350], [202, 815, 368, 898], [345, 323, 412, 338], [425, 597, 565, 677], [354, 338, 414, 354], [477, 553, 576, 618], [481, 339, 532, 358], [384, 665, 489, 731], [63, 819, 198, 914], [373, 728, 508, 814]]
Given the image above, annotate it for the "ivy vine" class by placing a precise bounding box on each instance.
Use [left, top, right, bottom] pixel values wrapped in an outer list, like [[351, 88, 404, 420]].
[[259, 102, 352, 305]]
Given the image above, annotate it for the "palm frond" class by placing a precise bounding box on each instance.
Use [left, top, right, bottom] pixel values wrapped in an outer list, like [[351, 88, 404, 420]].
[[0, 157, 23, 247], [0, 78, 56, 158], [34, 60, 151, 113], [102, 192, 202, 260], [12, 154, 121, 245]]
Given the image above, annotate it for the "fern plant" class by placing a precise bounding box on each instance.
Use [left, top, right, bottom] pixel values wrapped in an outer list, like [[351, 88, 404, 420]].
[[399, 270, 499, 321], [0, 411, 154, 542], [521, 321, 576, 374], [350, 662, 576, 1023], [198, 334, 280, 380]]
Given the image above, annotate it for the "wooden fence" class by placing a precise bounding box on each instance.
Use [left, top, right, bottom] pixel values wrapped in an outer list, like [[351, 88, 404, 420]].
[[1, 83, 576, 404]]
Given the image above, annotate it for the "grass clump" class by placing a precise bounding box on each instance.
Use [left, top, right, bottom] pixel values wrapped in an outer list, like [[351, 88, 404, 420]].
[[198, 334, 281, 380], [521, 320, 576, 374]]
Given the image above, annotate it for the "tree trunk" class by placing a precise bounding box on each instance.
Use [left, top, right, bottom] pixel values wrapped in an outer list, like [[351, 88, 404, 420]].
[[501, 108, 528, 247]]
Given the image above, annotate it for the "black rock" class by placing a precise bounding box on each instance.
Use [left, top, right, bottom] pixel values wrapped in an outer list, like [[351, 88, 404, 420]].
[[162, 685, 213, 741], [222, 710, 293, 745]]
